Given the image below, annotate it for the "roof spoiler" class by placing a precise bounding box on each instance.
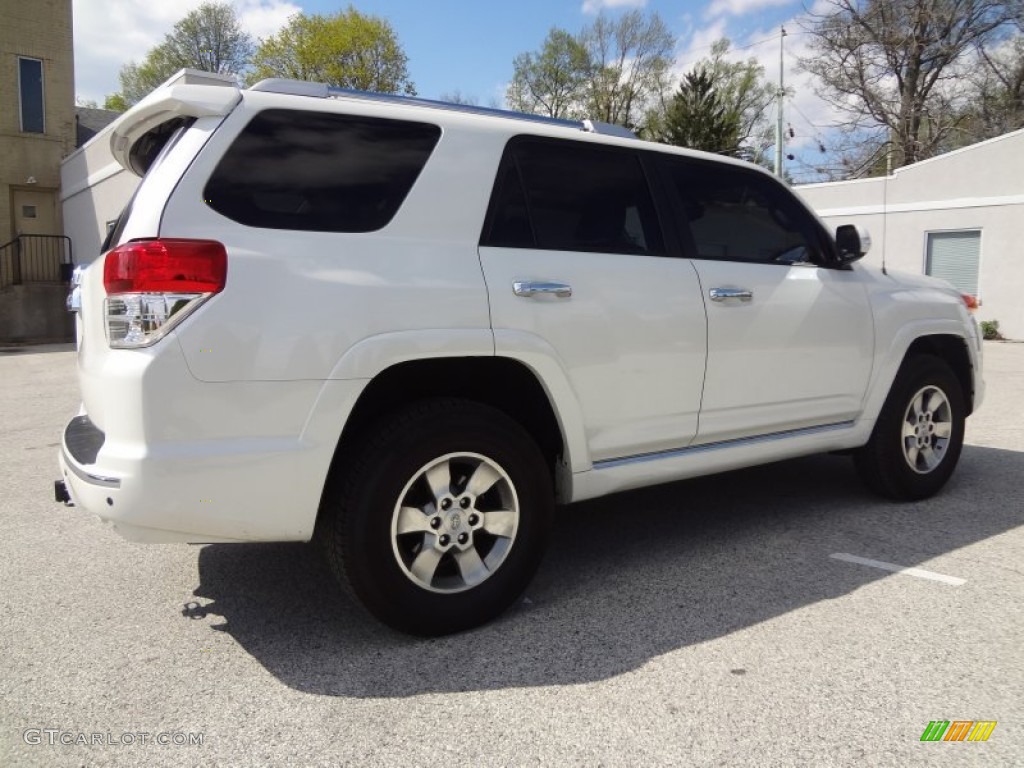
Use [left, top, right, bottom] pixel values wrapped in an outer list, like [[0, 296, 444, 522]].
[[109, 69, 241, 174]]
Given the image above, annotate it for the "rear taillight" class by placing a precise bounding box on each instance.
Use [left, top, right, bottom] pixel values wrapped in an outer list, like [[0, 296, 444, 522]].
[[961, 293, 979, 311], [103, 239, 226, 348]]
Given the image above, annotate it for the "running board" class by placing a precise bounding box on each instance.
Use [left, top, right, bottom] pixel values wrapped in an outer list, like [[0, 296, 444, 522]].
[[574, 421, 860, 503]]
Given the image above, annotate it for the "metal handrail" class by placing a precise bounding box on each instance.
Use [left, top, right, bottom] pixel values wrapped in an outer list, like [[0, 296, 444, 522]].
[[0, 235, 74, 290]]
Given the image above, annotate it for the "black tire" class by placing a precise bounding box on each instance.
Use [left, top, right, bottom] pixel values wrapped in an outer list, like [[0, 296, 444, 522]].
[[321, 398, 553, 636], [854, 354, 966, 501]]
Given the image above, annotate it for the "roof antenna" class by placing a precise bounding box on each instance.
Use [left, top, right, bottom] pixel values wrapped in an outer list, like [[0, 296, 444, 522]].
[[881, 141, 890, 275]]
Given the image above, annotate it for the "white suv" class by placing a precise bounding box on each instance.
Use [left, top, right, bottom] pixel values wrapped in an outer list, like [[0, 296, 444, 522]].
[[58, 76, 984, 635]]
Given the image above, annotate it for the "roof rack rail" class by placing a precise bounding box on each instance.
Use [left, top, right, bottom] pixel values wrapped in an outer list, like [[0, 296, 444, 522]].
[[248, 78, 637, 139]]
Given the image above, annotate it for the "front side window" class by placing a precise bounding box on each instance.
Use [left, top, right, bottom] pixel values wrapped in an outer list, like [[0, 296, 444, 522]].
[[661, 158, 827, 265], [204, 110, 441, 233], [482, 137, 664, 256], [18, 57, 44, 134]]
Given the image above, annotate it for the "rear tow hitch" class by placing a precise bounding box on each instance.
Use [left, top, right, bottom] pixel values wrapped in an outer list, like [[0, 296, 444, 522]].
[[54, 480, 73, 506]]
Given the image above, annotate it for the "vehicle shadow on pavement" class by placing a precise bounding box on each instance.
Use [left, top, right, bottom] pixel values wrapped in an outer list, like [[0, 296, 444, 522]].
[[190, 444, 1023, 697]]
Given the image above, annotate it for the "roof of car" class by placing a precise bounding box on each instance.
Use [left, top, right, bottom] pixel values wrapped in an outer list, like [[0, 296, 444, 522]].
[[247, 78, 638, 139], [243, 78, 780, 179]]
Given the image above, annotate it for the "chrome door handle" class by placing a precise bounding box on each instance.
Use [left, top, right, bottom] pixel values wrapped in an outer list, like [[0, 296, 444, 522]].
[[513, 281, 572, 298], [709, 287, 753, 302]]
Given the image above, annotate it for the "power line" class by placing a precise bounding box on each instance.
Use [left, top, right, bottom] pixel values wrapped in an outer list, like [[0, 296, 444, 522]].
[[678, 27, 802, 60]]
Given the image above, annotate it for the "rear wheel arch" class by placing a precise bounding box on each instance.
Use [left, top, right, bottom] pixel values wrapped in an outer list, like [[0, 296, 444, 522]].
[[321, 397, 554, 634], [316, 356, 570, 533]]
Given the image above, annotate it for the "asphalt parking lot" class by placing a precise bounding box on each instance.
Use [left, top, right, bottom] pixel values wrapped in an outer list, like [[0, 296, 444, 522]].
[[1, 341, 1022, 767]]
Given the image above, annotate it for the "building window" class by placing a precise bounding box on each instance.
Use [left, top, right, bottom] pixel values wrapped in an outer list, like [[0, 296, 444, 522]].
[[18, 57, 45, 134], [925, 230, 981, 297], [22, 206, 38, 219]]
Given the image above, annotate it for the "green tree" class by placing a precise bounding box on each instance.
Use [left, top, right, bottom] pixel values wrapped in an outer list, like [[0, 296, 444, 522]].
[[507, 28, 591, 118], [114, 2, 253, 106], [662, 69, 742, 154], [506, 11, 674, 129], [103, 93, 129, 113], [582, 11, 674, 129], [248, 7, 415, 94], [650, 39, 776, 159]]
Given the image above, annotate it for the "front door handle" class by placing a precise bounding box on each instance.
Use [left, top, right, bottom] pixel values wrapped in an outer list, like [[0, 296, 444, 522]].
[[709, 287, 753, 302], [513, 281, 573, 299]]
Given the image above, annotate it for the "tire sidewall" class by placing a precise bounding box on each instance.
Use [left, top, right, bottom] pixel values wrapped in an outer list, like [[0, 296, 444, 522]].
[[870, 356, 966, 499], [337, 403, 552, 635]]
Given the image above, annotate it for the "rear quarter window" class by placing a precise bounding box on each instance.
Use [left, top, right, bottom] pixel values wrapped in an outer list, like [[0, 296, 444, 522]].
[[203, 109, 441, 233]]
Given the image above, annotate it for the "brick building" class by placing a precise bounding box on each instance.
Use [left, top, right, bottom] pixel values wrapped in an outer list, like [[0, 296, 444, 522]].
[[0, 0, 76, 340]]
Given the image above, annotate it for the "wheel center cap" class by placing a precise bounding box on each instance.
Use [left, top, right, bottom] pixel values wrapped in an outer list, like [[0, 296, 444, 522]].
[[449, 513, 462, 531]]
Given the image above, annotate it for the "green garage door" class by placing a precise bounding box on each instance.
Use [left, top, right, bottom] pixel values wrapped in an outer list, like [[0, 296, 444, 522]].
[[926, 230, 980, 296]]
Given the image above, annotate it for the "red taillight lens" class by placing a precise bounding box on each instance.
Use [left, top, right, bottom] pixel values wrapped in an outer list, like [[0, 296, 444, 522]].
[[102, 239, 227, 348], [961, 293, 979, 311], [104, 239, 227, 294]]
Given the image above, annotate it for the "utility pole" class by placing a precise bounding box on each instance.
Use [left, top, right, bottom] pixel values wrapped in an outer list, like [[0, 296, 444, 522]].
[[774, 25, 787, 178]]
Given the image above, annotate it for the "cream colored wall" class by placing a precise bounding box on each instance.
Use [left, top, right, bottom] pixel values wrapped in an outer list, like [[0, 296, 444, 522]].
[[797, 130, 1024, 340], [61, 136, 139, 262], [0, 0, 75, 245]]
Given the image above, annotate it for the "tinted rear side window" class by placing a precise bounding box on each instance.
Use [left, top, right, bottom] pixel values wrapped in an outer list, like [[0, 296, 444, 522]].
[[204, 110, 441, 233], [482, 137, 664, 256]]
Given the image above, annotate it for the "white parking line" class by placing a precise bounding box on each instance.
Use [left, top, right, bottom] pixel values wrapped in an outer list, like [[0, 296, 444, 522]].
[[829, 553, 966, 586]]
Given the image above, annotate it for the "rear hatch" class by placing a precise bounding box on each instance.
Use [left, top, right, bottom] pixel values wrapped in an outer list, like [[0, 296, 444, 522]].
[[73, 74, 241, 431]]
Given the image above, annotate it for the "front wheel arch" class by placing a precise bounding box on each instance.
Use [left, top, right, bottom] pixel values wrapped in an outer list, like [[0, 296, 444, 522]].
[[854, 353, 966, 500]]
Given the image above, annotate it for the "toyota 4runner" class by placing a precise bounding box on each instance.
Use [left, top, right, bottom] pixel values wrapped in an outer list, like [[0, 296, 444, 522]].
[[57, 75, 984, 635]]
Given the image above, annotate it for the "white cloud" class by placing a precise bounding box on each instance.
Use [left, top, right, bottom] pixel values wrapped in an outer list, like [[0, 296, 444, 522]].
[[238, 0, 299, 41], [72, 0, 298, 102], [581, 0, 647, 14], [706, 0, 795, 19]]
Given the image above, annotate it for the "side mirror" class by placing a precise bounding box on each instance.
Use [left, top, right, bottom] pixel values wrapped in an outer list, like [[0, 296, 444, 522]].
[[835, 224, 871, 264]]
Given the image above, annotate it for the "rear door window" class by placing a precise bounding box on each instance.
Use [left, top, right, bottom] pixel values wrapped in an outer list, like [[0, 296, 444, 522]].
[[203, 110, 441, 233], [482, 137, 664, 256]]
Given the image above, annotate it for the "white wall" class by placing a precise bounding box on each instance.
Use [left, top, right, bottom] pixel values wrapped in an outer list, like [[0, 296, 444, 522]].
[[61, 140, 138, 264], [796, 129, 1024, 340]]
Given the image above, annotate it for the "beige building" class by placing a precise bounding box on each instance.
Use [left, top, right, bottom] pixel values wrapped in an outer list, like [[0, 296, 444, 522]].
[[1, 0, 75, 340], [1, 0, 75, 246], [796, 128, 1024, 341]]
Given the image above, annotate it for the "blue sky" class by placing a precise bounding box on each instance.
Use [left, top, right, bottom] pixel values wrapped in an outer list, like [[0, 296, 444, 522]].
[[73, 1, 834, 181], [314, 0, 801, 104]]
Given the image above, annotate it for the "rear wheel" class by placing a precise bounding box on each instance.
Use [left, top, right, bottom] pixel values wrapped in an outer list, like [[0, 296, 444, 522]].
[[854, 354, 966, 500], [321, 398, 553, 635]]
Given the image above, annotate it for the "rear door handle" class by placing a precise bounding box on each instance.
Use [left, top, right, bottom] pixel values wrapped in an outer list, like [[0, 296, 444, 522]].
[[513, 281, 572, 299], [709, 287, 753, 302]]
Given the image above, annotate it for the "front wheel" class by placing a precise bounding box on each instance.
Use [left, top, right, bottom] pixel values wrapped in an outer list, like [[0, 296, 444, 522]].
[[854, 354, 966, 500], [321, 399, 553, 635]]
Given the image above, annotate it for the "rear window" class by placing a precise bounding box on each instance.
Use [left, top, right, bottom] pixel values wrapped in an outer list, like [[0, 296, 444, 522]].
[[203, 109, 441, 233], [129, 117, 192, 175]]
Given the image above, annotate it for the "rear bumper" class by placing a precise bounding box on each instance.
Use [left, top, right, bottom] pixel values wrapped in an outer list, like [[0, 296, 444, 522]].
[[57, 376, 366, 544], [57, 415, 333, 543]]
